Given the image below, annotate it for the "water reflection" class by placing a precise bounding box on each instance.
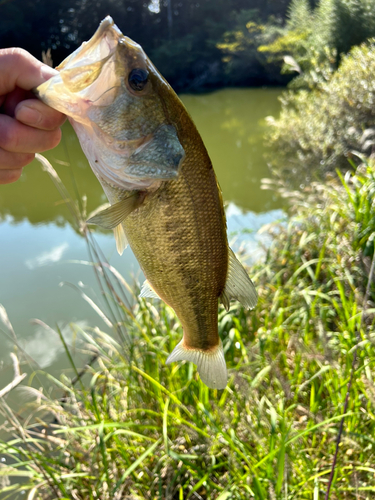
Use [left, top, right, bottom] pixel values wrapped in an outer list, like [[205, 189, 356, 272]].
[[0, 130, 105, 227], [182, 88, 281, 212], [0, 88, 281, 226], [24, 320, 88, 369], [25, 242, 70, 270], [0, 220, 140, 374]]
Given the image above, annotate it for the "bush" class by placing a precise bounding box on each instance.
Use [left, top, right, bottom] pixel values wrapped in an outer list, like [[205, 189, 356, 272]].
[[259, 0, 375, 90], [266, 41, 375, 181]]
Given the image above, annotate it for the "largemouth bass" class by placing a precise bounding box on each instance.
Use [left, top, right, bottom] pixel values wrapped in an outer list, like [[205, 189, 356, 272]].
[[36, 17, 257, 389]]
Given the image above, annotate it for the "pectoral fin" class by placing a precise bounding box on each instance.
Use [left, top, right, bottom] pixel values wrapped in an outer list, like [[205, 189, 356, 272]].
[[113, 224, 128, 255], [86, 192, 143, 229], [220, 248, 258, 311]]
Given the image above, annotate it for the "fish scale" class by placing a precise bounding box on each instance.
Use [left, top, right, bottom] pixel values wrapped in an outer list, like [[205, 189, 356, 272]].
[[123, 131, 228, 351], [36, 16, 258, 390]]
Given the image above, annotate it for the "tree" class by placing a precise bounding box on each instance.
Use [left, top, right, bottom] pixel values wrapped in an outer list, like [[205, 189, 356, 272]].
[[258, 0, 375, 89]]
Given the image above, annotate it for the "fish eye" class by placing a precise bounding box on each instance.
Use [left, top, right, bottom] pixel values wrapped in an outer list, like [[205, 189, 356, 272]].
[[128, 68, 149, 91]]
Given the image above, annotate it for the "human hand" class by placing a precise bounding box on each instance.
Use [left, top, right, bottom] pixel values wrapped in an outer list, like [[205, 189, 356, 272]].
[[0, 48, 66, 184]]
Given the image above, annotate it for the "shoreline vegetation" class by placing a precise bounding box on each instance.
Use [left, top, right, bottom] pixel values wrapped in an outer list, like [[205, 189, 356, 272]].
[[1, 155, 375, 498]]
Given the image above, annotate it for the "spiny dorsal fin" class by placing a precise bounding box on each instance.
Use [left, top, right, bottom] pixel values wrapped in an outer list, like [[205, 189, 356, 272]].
[[139, 279, 161, 300], [220, 248, 258, 311], [166, 339, 227, 390], [86, 192, 142, 229], [113, 224, 128, 255]]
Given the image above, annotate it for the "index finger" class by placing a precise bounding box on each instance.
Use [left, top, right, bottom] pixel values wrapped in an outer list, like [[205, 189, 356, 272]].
[[0, 48, 58, 95]]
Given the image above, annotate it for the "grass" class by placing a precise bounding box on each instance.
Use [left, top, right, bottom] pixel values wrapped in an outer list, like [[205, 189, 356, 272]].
[[1, 157, 375, 499]]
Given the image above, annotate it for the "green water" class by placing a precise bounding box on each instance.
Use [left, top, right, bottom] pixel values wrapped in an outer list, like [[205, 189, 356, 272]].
[[0, 87, 282, 388]]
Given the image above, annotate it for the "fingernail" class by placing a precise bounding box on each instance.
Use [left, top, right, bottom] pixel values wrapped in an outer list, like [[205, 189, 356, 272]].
[[16, 105, 42, 125], [40, 65, 59, 82]]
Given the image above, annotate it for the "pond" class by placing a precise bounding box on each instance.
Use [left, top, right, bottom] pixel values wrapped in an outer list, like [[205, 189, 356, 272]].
[[0, 87, 282, 390]]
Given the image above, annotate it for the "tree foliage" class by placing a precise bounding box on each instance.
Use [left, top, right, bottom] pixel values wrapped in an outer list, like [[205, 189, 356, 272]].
[[0, 0, 290, 91], [216, 10, 289, 86], [266, 41, 375, 182], [259, 0, 375, 89]]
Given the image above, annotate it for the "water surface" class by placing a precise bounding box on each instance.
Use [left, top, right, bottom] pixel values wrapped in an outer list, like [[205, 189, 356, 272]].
[[0, 87, 282, 388]]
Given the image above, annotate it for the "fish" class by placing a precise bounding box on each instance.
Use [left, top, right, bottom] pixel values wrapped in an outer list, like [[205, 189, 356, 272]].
[[36, 17, 258, 390]]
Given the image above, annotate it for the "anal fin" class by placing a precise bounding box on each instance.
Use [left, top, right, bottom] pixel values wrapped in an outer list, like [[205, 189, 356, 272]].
[[86, 192, 143, 229], [220, 248, 258, 311], [166, 339, 227, 390], [139, 279, 161, 300], [113, 224, 128, 255]]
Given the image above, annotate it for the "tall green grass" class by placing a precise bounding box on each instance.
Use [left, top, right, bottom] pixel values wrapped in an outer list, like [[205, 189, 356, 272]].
[[1, 157, 375, 499]]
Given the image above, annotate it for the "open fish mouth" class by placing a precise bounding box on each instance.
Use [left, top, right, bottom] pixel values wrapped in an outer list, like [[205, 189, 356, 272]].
[[35, 16, 125, 117], [56, 17, 121, 73], [36, 16, 185, 191]]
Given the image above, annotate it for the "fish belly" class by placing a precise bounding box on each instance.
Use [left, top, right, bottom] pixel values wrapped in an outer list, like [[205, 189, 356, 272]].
[[123, 156, 228, 351]]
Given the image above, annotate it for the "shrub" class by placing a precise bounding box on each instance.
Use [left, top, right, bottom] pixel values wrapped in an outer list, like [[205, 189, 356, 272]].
[[266, 41, 375, 181], [259, 0, 375, 89], [216, 10, 290, 86]]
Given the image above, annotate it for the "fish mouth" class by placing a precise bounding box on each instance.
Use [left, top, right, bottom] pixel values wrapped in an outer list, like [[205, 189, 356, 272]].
[[56, 16, 122, 72], [36, 16, 124, 117]]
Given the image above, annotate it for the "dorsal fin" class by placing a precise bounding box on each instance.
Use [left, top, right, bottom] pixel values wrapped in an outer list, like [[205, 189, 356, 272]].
[[220, 248, 258, 311]]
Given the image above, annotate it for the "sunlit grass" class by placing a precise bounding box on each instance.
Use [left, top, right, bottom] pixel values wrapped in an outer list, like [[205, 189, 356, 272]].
[[1, 158, 375, 499]]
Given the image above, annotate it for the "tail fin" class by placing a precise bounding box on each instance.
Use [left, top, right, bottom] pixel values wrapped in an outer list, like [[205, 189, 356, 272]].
[[166, 339, 227, 389]]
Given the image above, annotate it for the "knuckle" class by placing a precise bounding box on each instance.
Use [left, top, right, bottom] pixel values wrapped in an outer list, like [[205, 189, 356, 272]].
[[0, 125, 19, 151], [10, 47, 28, 59], [0, 48, 28, 66]]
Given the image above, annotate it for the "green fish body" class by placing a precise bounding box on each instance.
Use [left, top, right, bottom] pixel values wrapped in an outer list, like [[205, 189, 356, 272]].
[[37, 17, 257, 389]]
